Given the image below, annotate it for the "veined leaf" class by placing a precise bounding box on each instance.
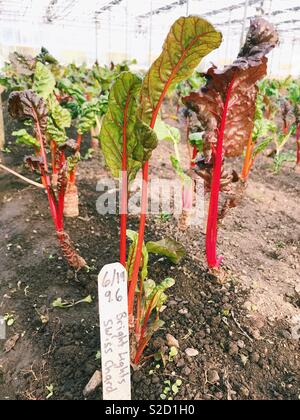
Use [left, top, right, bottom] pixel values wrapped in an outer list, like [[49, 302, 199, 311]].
[[133, 119, 158, 165], [47, 95, 71, 143], [144, 279, 156, 300], [77, 101, 99, 135], [48, 95, 71, 129], [33, 62, 56, 100], [139, 16, 222, 126], [8, 90, 48, 141], [100, 72, 143, 182], [183, 18, 279, 159], [47, 118, 67, 143], [147, 238, 186, 264], [12, 129, 40, 148]]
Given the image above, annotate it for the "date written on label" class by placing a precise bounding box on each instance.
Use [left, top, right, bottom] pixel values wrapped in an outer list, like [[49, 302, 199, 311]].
[[98, 263, 131, 401]]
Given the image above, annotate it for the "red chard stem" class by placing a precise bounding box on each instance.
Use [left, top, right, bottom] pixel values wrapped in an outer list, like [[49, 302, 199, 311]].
[[206, 76, 236, 269]]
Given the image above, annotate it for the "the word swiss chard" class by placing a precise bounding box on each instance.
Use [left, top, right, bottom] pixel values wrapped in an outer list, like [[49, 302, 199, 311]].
[[183, 18, 279, 270]]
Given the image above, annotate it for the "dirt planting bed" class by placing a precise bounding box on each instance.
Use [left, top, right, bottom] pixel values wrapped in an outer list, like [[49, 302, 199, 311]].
[[0, 122, 299, 400]]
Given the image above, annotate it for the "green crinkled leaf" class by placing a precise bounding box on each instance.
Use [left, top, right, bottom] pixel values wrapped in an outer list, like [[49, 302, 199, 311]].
[[127, 230, 149, 282], [33, 62, 56, 100], [139, 16, 222, 125], [48, 95, 71, 129], [47, 118, 67, 143], [77, 97, 107, 135], [46, 95, 71, 143], [133, 119, 158, 165], [63, 101, 81, 119], [147, 238, 186, 264], [144, 279, 156, 300], [100, 72, 144, 182], [12, 129, 40, 148], [154, 118, 180, 144]]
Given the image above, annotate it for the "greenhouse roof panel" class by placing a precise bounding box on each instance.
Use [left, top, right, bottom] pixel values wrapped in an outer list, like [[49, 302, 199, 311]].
[[0, 0, 299, 74], [0, 0, 298, 26]]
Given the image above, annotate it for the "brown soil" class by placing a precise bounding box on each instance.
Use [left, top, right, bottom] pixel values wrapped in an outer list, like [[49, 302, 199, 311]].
[[0, 103, 299, 401]]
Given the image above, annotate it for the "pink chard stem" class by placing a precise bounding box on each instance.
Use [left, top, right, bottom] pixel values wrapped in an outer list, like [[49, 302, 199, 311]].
[[206, 76, 236, 269]]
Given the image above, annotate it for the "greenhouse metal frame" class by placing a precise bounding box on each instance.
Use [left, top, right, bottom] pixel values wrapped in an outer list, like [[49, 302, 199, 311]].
[[0, 0, 299, 76]]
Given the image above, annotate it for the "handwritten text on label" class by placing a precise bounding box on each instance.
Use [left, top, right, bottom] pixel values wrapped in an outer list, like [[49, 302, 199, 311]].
[[98, 263, 131, 400]]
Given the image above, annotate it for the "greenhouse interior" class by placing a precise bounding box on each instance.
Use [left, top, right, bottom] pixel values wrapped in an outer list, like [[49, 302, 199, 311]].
[[0, 0, 299, 403]]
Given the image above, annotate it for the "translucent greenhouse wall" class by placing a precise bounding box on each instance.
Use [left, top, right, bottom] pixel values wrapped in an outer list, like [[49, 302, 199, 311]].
[[0, 0, 299, 78]]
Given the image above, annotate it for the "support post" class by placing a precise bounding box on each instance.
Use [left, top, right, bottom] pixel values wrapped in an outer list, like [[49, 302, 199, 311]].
[[240, 0, 249, 48], [288, 38, 296, 75], [95, 12, 100, 63], [148, 0, 153, 66], [125, 0, 129, 59], [225, 9, 232, 64], [186, 0, 190, 16]]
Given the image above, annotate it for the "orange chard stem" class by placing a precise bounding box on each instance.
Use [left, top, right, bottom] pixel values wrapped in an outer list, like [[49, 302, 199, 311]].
[[206, 76, 236, 269], [241, 134, 255, 181]]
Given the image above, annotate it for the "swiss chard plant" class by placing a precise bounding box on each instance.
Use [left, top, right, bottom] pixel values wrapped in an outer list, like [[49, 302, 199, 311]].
[[126, 230, 185, 365], [129, 16, 222, 311], [100, 16, 221, 362], [8, 87, 86, 271], [183, 18, 278, 270]]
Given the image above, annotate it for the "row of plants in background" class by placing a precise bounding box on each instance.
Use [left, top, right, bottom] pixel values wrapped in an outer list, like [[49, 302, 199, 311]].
[[0, 49, 135, 215], [0, 50, 136, 270]]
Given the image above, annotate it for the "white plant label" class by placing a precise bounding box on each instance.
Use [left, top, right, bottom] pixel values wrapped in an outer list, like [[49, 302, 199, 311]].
[[98, 263, 131, 400]]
